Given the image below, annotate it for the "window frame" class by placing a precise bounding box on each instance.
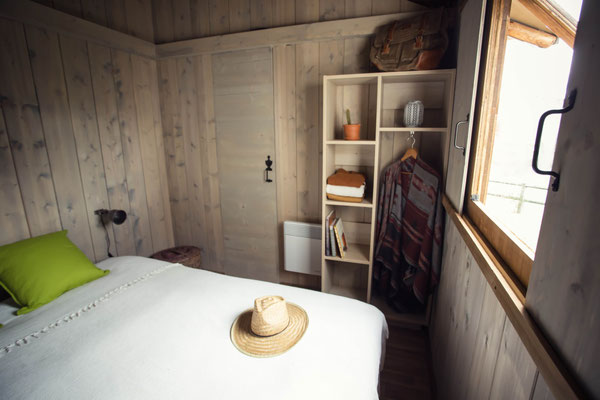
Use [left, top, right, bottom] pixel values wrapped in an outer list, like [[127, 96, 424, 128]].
[[465, 0, 576, 296]]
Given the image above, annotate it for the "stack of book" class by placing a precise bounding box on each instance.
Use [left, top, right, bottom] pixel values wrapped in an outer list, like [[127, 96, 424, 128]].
[[324, 210, 348, 258]]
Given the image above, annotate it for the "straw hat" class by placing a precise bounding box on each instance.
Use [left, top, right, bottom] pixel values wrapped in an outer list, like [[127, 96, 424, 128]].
[[231, 295, 308, 357]]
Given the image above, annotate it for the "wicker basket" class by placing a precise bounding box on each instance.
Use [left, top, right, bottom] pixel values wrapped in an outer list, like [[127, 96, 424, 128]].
[[150, 246, 202, 269]]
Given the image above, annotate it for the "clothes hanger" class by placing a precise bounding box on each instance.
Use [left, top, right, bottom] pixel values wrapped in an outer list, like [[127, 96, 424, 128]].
[[401, 131, 418, 162]]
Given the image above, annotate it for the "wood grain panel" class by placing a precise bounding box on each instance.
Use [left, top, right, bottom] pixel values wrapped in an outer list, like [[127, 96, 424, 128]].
[[147, 57, 175, 249], [0, 109, 29, 245], [273, 0, 295, 26], [0, 19, 62, 238], [124, 0, 154, 42], [251, 0, 273, 30], [320, 0, 344, 20], [295, 42, 320, 222], [131, 54, 173, 252], [80, 0, 107, 26], [88, 42, 137, 256], [295, 0, 319, 24], [26, 25, 95, 259], [212, 48, 279, 282], [195, 54, 225, 271], [171, 0, 193, 39], [157, 59, 193, 246], [488, 317, 538, 399], [52, 0, 82, 17], [208, 0, 229, 35], [190, 0, 210, 38], [152, 0, 176, 43], [345, 0, 372, 18], [229, 0, 252, 33], [111, 50, 154, 256], [60, 34, 114, 261], [175, 56, 208, 253]]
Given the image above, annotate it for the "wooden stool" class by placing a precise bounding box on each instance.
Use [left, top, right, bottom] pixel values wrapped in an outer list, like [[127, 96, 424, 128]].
[[150, 246, 202, 269]]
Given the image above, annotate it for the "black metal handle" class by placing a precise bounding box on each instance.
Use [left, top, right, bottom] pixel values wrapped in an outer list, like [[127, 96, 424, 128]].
[[532, 89, 576, 192], [453, 113, 470, 156], [264, 155, 273, 183]]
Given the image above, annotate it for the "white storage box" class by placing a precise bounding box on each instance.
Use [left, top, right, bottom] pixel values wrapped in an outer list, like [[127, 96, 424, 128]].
[[284, 221, 321, 276]]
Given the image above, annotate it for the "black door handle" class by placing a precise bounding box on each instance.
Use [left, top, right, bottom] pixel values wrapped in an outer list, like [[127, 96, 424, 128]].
[[532, 89, 576, 192], [265, 155, 273, 183]]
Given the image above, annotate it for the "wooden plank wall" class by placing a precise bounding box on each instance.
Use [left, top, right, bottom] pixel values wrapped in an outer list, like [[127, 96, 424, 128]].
[[430, 217, 551, 399], [0, 17, 173, 262], [152, 0, 425, 43], [157, 31, 388, 284], [31, 0, 154, 42]]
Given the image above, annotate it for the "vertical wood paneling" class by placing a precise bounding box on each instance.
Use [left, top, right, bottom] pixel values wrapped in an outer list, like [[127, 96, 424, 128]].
[[152, 0, 176, 43], [52, 0, 82, 17], [251, 0, 273, 30], [295, 42, 319, 222], [432, 218, 539, 400], [273, 0, 296, 26], [0, 110, 29, 245], [295, 0, 319, 24], [229, 0, 252, 33], [318, 39, 343, 212], [208, 0, 230, 35], [462, 287, 507, 399], [0, 19, 61, 237], [26, 26, 95, 259], [195, 54, 224, 272], [111, 50, 154, 256], [81, 0, 108, 26], [157, 59, 193, 246], [171, 0, 193, 39], [488, 318, 538, 399], [212, 47, 278, 282], [345, 0, 372, 18], [131, 55, 172, 252], [0, 17, 172, 259], [190, 0, 210, 38], [371, 0, 401, 15], [60, 35, 114, 261], [104, 0, 128, 34], [320, 0, 345, 20], [175, 56, 208, 253], [88, 43, 137, 256], [124, 0, 155, 42], [532, 374, 555, 400], [148, 59, 175, 248]]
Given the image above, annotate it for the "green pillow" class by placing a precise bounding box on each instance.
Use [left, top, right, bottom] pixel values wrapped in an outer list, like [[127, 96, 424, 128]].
[[0, 230, 109, 315]]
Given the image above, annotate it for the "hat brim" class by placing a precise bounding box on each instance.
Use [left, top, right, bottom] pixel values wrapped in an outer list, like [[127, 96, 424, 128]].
[[230, 303, 308, 358]]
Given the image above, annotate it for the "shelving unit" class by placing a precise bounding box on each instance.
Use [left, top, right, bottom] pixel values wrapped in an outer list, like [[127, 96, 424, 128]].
[[321, 70, 455, 322]]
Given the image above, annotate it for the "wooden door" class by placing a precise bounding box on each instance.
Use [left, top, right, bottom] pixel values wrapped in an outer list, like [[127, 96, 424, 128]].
[[212, 47, 279, 283], [526, 0, 600, 397], [445, 0, 487, 213]]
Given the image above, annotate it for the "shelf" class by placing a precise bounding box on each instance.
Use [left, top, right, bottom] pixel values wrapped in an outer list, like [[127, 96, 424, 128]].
[[370, 293, 430, 327], [328, 285, 366, 301], [324, 198, 373, 208], [324, 243, 370, 265], [378, 127, 447, 132], [325, 140, 377, 145]]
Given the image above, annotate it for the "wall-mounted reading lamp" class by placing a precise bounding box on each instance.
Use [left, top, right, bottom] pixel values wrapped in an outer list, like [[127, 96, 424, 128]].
[[94, 209, 127, 257]]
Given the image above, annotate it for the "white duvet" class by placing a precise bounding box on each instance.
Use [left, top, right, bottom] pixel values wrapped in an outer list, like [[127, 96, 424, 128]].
[[0, 256, 388, 400]]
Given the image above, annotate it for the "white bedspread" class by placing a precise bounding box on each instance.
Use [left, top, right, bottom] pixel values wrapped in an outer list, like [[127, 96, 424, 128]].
[[0, 256, 388, 400]]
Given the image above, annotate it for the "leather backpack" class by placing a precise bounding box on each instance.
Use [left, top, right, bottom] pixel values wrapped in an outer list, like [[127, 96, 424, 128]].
[[370, 9, 449, 71]]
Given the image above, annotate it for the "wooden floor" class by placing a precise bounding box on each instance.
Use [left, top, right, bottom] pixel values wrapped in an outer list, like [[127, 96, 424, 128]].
[[379, 323, 435, 400]]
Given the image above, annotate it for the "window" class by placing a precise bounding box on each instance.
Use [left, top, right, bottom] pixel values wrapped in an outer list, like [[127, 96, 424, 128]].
[[467, 0, 581, 295]]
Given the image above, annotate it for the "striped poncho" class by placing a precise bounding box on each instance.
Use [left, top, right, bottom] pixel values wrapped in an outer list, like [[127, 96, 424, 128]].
[[373, 157, 443, 313]]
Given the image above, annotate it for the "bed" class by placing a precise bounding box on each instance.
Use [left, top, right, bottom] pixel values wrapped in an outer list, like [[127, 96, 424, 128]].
[[0, 256, 388, 399]]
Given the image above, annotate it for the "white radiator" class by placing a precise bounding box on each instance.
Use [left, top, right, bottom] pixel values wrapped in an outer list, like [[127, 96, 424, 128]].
[[284, 221, 321, 276]]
